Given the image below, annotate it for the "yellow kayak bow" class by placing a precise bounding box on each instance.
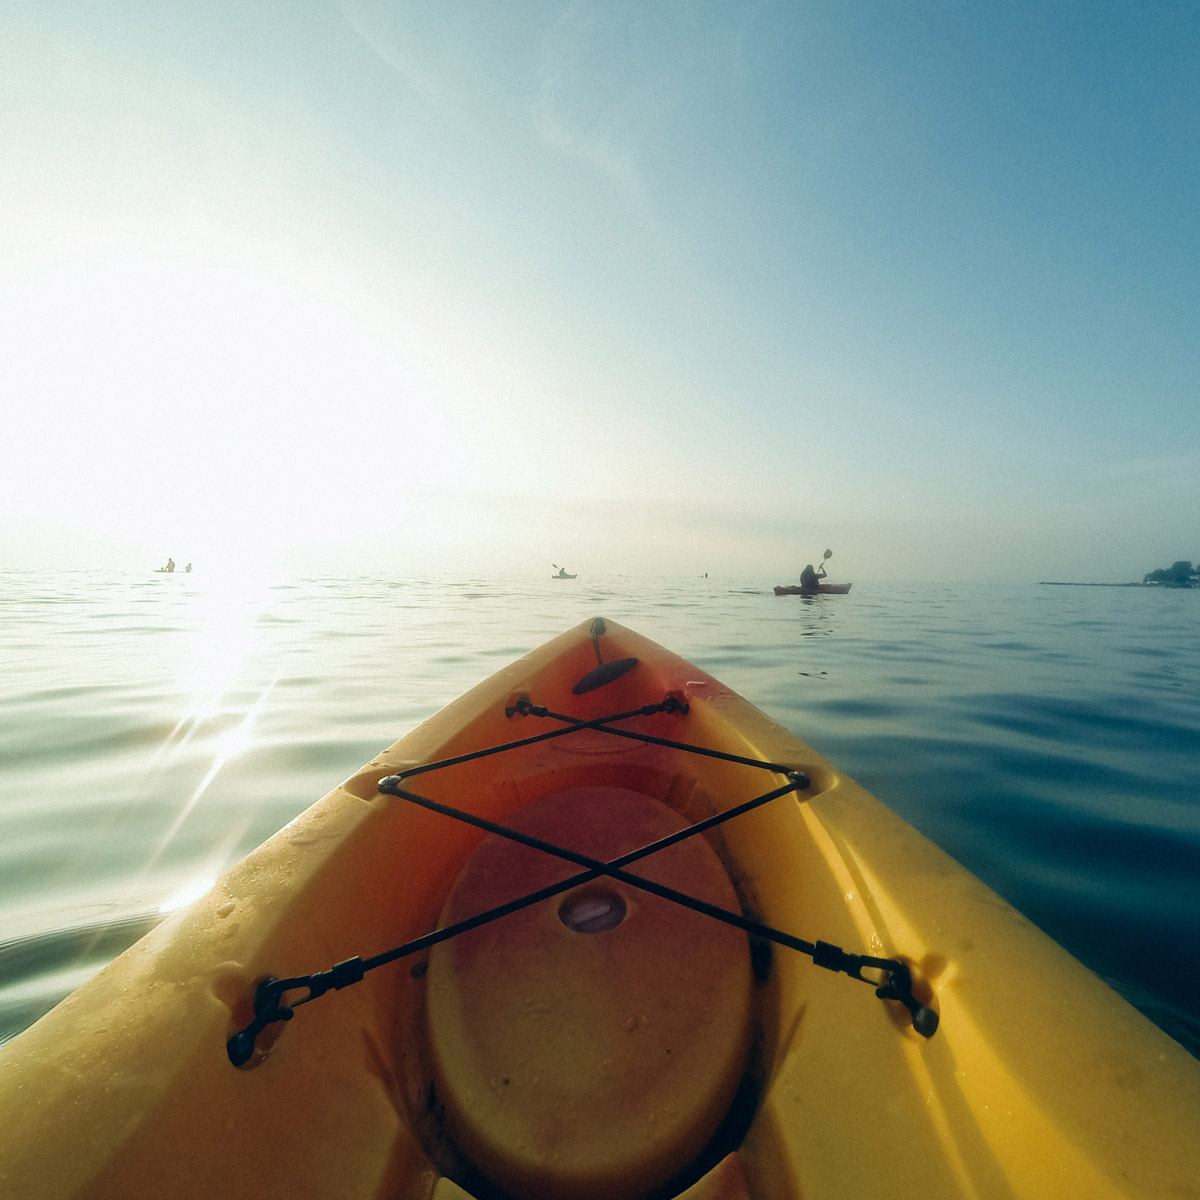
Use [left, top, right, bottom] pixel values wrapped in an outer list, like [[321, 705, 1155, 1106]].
[[1, 619, 1197, 1200]]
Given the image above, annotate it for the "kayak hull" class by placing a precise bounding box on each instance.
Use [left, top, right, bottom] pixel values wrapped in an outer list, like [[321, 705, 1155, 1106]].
[[774, 583, 852, 595], [1, 619, 1198, 1200]]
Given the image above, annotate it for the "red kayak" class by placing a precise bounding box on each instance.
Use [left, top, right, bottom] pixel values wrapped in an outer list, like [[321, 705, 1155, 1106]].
[[774, 583, 852, 596]]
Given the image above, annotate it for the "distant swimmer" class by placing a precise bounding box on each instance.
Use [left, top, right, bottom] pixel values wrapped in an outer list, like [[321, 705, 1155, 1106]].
[[185, 563, 192, 573], [162, 558, 175, 574]]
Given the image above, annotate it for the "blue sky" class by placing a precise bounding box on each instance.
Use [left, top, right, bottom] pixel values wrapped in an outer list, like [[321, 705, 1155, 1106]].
[[2, 1, 1197, 581]]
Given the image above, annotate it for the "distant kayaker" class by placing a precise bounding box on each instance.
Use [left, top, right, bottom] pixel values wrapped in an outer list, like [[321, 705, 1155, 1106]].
[[799, 561, 826, 590]]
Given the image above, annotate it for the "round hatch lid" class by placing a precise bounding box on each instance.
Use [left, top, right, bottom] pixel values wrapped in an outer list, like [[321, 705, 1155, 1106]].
[[425, 785, 754, 1200]]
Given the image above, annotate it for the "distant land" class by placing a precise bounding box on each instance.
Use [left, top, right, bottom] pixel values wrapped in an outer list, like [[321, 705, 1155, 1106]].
[[1040, 559, 1200, 588]]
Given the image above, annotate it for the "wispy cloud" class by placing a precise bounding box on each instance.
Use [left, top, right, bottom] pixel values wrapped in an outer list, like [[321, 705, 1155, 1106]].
[[532, 4, 650, 201], [342, 0, 461, 117], [342, 1, 671, 211]]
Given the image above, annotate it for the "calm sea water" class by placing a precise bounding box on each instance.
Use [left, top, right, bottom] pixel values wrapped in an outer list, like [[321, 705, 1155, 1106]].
[[2, 570, 1198, 1055]]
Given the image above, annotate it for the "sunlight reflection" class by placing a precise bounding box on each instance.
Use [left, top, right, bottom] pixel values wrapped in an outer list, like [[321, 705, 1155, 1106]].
[[149, 680, 276, 865], [137, 569, 281, 885], [159, 876, 218, 915], [181, 565, 275, 712], [148, 568, 275, 764]]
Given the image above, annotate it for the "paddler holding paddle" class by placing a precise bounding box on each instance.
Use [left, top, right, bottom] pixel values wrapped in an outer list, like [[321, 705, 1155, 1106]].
[[799, 548, 832, 591]]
